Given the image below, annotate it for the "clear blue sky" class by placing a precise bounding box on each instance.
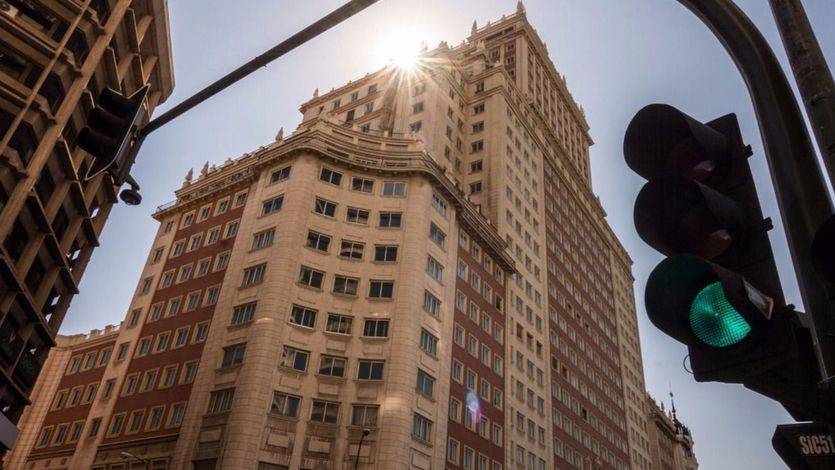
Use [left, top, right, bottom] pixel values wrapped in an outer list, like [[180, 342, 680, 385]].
[[64, 1, 834, 468]]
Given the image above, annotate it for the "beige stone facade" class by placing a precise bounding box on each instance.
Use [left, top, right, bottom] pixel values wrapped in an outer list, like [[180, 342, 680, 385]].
[[645, 395, 698, 470], [6, 4, 649, 469]]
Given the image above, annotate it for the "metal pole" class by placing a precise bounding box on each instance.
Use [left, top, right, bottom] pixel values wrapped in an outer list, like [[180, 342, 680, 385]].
[[675, 0, 835, 381], [354, 428, 370, 470], [768, 0, 835, 190], [139, 0, 379, 138]]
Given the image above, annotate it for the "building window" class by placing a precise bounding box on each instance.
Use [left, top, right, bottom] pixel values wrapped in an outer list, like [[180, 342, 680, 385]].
[[270, 166, 291, 183], [314, 197, 337, 217], [448, 438, 460, 464], [363, 319, 389, 337], [320, 168, 343, 186], [369, 280, 394, 299], [325, 314, 352, 335], [310, 400, 339, 424], [183, 292, 199, 313], [423, 291, 441, 316], [234, 191, 248, 207], [357, 360, 384, 380], [429, 223, 446, 247], [224, 220, 239, 238], [216, 198, 230, 215], [307, 230, 331, 252], [318, 355, 347, 377], [419, 329, 438, 356], [154, 332, 170, 353], [416, 369, 435, 397], [232, 302, 256, 325], [107, 414, 126, 437], [472, 121, 485, 133], [194, 322, 210, 343], [160, 270, 174, 288], [168, 403, 186, 427], [373, 245, 397, 262], [412, 413, 432, 442], [140, 277, 153, 294], [338, 240, 366, 261], [181, 361, 198, 383], [262, 195, 284, 215], [151, 247, 164, 263], [474, 103, 485, 114], [333, 275, 359, 296], [346, 207, 370, 224], [290, 305, 317, 328], [116, 343, 129, 361], [382, 181, 406, 196], [127, 410, 145, 434], [426, 256, 443, 281], [280, 346, 309, 372], [161, 365, 178, 388], [215, 252, 231, 271], [351, 177, 374, 193], [128, 308, 141, 327], [431, 194, 447, 216], [351, 405, 379, 427], [252, 229, 275, 250], [207, 227, 221, 245], [221, 343, 246, 368], [171, 240, 185, 257], [471, 140, 484, 153], [123, 373, 139, 396], [136, 338, 151, 357], [188, 233, 203, 252], [299, 266, 324, 289], [271, 392, 301, 417], [207, 388, 235, 414], [147, 406, 165, 431], [412, 102, 424, 114], [88, 418, 102, 438], [242, 264, 267, 287], [470, 160, 483, 173], [204, 286, 220, 305], [379, 211, 402, 228], [470, 181, 483, 194]]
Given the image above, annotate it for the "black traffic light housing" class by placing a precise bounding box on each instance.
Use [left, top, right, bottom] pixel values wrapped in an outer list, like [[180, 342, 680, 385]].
[[625, 103, 835, 422], [77, 85, 149, 182]]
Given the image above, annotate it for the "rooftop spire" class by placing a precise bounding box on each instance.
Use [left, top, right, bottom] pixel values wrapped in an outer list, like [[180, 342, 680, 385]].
[[471, 20, 477, 34], [517, 1, 526, 13]]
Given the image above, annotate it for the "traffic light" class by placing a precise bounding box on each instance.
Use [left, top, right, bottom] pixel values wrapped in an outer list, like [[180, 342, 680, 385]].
[[625, 104, 835, 422], [624, 103, 793, 381], [77, 85, 149, 181]]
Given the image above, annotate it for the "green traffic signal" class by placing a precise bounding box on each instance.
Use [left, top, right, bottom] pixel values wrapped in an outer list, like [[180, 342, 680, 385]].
[[689, 281, 752, 347]]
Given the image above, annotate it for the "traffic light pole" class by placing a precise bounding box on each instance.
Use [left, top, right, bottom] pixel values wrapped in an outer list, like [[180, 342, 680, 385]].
[[768, 0, 835, 190], [675, 0, 835, 383]]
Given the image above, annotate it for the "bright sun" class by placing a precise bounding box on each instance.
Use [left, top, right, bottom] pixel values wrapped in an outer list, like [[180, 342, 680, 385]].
[[374, 34, 424, 72]]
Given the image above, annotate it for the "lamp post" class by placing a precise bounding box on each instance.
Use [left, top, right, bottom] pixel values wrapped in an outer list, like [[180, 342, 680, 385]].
[[354, 428, 371, 470]]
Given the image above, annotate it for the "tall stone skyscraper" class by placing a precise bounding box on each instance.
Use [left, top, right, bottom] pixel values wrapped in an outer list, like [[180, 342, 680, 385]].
[[6, 4, 647, 469]]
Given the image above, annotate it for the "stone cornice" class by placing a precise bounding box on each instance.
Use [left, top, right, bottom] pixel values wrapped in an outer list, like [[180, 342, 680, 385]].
[[154, 118, 516, 274]]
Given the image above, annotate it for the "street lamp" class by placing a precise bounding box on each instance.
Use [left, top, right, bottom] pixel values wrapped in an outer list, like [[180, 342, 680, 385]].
[[354, 428, 371, 470], [120, 451, 150, 469]]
